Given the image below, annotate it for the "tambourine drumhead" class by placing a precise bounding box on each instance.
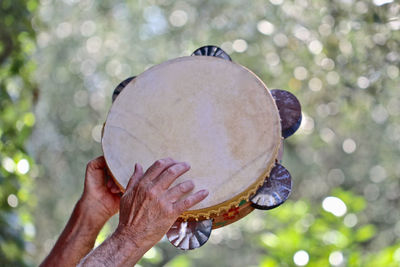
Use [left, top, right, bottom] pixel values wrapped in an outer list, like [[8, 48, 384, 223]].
[[102, 56, 281, 220]]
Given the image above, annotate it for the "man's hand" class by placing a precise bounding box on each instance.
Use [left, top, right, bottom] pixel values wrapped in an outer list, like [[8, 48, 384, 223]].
[[41, 156, 121, 267], [78, 158, 209, 267], [116, 158, 209, 247], [81, 156, 121, 222]]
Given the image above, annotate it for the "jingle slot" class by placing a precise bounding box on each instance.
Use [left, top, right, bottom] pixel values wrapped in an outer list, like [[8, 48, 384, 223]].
[[191, 45, 232, 61], [250, 164, 292, 210], [166, 219, 213, 250], [270, 89, 302, 138]]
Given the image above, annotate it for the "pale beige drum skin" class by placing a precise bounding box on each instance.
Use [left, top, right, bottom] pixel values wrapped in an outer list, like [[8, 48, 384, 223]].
[[102, 56, 281, 220]]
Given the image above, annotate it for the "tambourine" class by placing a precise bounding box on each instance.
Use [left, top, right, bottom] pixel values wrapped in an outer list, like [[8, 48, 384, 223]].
[[102, 46, 302, 250]]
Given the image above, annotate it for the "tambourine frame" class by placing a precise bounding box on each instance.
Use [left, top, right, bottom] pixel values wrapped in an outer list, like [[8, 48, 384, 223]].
[[101, 56, 282, 222]]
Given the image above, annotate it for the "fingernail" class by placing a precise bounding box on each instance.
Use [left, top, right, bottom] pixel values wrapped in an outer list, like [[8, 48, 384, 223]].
[[182, 162, 190, 168], [200, 189, 209, 197], [181, 181, 194, 192]]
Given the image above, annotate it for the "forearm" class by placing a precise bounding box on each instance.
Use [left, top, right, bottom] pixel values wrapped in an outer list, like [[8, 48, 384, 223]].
[[40, 198, 108, 267], [77, 229, 151, 267]]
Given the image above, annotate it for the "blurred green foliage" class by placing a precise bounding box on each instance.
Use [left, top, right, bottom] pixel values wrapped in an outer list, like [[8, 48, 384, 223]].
[[1, 0, 400, 266], [0, 0, 38, 266]]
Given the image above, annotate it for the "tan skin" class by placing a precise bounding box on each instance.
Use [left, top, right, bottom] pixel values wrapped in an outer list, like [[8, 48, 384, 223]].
[[41, 156, 208, 267]]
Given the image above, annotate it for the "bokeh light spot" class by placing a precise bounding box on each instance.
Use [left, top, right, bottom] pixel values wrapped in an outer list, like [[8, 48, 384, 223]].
[[17, 159, 30, 174], [320, 128, 335, 143], [232, 39, 248, 53], [387, 65, 399, 79], [261, 232, 279, 247], [273, 33, 288, 47], [342, 138, 356, 154], [91, 124, 103, 143], [24, 223, 36, 238], [293, 250, 309, 266], [169, 10, 188, 27], [2, 157, 15, 173], [371, 105, 388, 124], [298, 113, 314, 135], [373, 0, 393, 6], [80, 20, 96, 37], [308, 40, 323, 55], [369, 165, 387, 183], [322, 196, 347, 217], [257, 20, 275, 35], [294, 66, 308, 80], [269, 0, 283, 5], [56, 22, 72, 39], [329, 251, 344, 266], [357, 76, 370, 89], [308, 77, 322, 91], [266, 52, 280, 66], [143, 247, 157, 259], [326, 71, 340, 85], [344, 213, 358, 227], [7, 194, 18, 208], [86, 36, 102, 54]]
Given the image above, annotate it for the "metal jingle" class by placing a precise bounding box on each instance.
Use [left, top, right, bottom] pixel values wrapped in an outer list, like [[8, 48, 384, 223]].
[[112, 76, 136, 103], [250, 164, 292, 210], [166, 219, 213, 250], [191, 45, 232, 61], [270, 89, 302, 138]]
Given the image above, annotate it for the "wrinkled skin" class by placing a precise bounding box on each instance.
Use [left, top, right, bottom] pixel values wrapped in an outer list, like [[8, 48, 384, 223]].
[[78, 158, 208, 266], [116, 158, 208, 248]]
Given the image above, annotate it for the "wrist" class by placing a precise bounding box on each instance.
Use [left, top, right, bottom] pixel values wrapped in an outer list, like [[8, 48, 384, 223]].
[[77, 197, 110, 227], [115, 225, 155, 249], [109, 227, 151, 263]]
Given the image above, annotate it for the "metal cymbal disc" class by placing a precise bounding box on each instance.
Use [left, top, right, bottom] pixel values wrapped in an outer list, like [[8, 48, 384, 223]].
[[112, 76, 136, 103], [191, 45, 232, 61], [250, 164, 292, 210], [271, 89, 302, 138], [166, 219, 213, 250]]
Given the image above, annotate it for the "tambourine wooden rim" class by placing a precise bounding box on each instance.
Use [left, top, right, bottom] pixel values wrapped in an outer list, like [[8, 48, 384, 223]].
[[101, 56, 282, 221]]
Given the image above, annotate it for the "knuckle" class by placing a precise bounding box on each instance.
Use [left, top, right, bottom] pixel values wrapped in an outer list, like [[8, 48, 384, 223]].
[[164, 157, 174, 163], [138, 180, 148, 191], [87, 160, 95, 169], [166, 206, 175, 216], [178, 181, 193, 193], [148, 188, 158, 199], [178, 183, 185, 193], [183, 198, 191, 209], [154, 159, 165, 168], [178, 183, 188, 193], [166, 166, 178, 176]]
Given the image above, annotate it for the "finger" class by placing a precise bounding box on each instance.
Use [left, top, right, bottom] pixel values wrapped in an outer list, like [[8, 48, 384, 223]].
[[141, 158, 177, 183], [174, 189, 209, 214], [107, 179, 112, 188], [153, 162, 190, 190], [164, 180, 194, 202], [126, 163, 144, 191], [87, 156, 106, 171], [85, 156, 107, 186], [110, 181, 122, 193]]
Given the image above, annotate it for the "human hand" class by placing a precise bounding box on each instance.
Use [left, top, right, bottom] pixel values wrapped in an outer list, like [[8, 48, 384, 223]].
[[81, 156, 122, 222], [114, 158, 209, 249]]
